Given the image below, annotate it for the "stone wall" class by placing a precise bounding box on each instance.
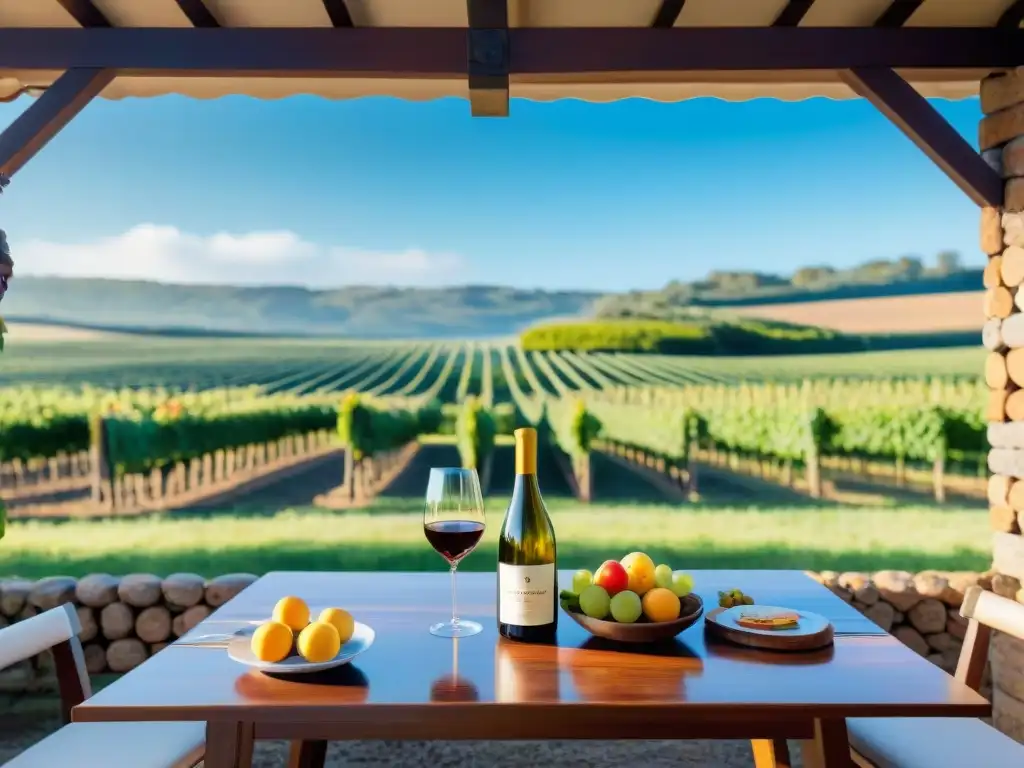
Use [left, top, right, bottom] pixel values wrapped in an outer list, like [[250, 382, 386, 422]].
[[813, 568, 1024, 741], [0, 573, 257, 689], [980, 67, 1024, 745]]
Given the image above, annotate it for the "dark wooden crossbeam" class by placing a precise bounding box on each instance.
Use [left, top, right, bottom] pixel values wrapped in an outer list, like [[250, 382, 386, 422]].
[[322, 0, 354, 27], [773, 0, 815, 27], [652, 0, 686, 28], [174, 0, 219, 28], [873, 0, 924, 27], [0, 28, 1019, 73], [55, 0, 111, 27], [998, 0, 1024, 28], [839, 67, 1003, 208], [0, 68, 114, 177], [467, 0, 508, 117]]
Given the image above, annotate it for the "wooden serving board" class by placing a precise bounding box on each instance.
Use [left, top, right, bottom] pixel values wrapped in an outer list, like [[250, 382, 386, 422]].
[[704, 605, 834, 652]]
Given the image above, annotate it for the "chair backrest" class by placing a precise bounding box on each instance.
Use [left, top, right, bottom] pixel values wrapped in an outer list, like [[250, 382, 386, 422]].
[[954, 586, 1024, 692], [0, 603, 91, 722]]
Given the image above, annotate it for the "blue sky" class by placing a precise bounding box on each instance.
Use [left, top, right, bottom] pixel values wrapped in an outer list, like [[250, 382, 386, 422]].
[[0, 93, 982, 292]]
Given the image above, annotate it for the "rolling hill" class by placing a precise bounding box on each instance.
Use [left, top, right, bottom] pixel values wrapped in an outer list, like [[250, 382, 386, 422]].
[[0, 272, 983, 340], [2, 277, 600, 339]]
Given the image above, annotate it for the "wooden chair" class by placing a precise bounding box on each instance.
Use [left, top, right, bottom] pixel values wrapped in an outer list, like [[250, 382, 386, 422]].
[[846, 586, 1024, 767], [0, 603, 205, 768]]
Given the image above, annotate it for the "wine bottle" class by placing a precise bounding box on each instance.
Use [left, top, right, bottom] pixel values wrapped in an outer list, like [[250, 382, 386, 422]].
[[497, 427, 558, 642]]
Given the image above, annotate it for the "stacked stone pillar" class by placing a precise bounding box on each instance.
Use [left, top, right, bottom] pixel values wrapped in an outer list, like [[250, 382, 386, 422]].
[[979, 68, 1024, 743]]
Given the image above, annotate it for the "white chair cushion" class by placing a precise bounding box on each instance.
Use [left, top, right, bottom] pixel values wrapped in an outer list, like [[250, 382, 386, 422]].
[[4, 721, 204, 768], [848, 716, 1024, 768]]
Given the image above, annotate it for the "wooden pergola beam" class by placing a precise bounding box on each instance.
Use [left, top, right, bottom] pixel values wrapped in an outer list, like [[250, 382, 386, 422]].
[[873, 1, 924, 27], [55, 0, 111, 28], [651, 0, 686, 28], [322, 0, 354, 28], [0, 28, 1019, 73], [467, 0, 509, 117], [773, 1, 815, 27], [839, 67, 1003, 208], [998, 0, 1024, 29], [0, 68, 114, 177], [174, 0, 220, 28]]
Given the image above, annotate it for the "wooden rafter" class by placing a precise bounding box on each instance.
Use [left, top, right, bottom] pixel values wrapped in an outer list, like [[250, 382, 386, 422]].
[[0, 68, 114, 177], [323, 0, 354, 27], [839, 67, 1003, 208], [998, 0, 1024, 28], [773, 0, 815, 27], [467, 0, 508, 117], [54, 0, 110, 27], [0, 28, 1019, 73], [652, 0, 686, 28], [873, 0, 924, 27], [174, 0, 220, 28]]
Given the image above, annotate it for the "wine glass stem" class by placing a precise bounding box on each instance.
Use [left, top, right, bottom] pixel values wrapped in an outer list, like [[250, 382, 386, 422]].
[[450, 564, 459, 629]]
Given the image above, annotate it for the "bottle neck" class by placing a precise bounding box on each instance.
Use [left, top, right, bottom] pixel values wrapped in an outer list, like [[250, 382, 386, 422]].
[[513, 471, 539, 491]]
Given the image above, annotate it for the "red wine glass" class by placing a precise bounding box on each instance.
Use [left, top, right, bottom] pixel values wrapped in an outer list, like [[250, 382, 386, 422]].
[[424, 467, 485, 638]]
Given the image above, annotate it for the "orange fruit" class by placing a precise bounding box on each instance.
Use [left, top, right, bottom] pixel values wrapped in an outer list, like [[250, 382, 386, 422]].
[[620, 552, 657, 596], [250, 621, 294, 663], [318, 607, 355, 645], [297, 621, 341, 663], [642, 587, 681, 623], [272, 596, 310, 632]]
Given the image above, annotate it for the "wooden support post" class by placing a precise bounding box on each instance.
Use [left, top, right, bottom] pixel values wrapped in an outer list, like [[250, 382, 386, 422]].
[[0, 68, 114, 177]]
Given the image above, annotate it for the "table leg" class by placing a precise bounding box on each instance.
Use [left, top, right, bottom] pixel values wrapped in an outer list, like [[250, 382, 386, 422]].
[[205, 721, 254, 768], [751, 739, 792, 767], [288, 740, 328, 768], [800, 718, 852, 768]]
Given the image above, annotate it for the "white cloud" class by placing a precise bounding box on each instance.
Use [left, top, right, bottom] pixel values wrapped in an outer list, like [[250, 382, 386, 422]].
[[14, 224, 463, 288]]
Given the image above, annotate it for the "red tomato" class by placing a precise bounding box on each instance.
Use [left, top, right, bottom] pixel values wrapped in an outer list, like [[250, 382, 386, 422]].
[[593, 560, 629, 596]]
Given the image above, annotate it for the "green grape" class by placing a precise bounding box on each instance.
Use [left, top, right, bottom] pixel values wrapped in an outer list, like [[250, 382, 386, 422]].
[[578, 585, 611, 620], [654, 564, 673, 590], [572, 569, 594, 594], [610, 591, 642, 623], [670, 572, 693, 597]]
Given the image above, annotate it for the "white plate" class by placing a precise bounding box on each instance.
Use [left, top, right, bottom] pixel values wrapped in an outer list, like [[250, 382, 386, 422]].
[[227, 622, 375, 674]]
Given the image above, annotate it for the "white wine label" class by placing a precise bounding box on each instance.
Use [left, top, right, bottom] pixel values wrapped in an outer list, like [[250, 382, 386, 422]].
[[498, 563, 555, 626]]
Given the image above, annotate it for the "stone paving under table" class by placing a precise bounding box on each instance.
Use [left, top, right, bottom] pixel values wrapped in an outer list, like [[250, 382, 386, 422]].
[[251, 739, 788, 767]]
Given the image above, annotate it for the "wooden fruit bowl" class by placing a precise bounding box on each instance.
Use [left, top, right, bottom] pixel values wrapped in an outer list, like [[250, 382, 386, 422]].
[[562, 594, 704, 643]]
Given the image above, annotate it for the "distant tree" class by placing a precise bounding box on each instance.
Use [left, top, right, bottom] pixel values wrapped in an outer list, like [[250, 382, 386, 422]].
[[935, 250, 962, 275], [895, 255, 925, 281], [662, 280, 695, 305], [791, 266, 837, 288]]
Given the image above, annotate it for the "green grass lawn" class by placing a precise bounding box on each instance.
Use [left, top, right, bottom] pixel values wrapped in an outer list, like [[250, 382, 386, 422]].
[[0, 498, 990, 578]]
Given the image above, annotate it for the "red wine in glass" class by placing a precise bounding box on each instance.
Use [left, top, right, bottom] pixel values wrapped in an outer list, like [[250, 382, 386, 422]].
[[424, 520, 485, 564], [424, 467, 486, 638]]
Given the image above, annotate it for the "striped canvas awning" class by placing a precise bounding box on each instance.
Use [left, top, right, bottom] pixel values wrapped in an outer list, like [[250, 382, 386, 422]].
[[0, 0, 1018, 104]]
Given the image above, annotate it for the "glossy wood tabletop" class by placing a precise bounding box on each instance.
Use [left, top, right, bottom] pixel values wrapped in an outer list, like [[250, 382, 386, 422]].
[[73, 570, 990, 741]]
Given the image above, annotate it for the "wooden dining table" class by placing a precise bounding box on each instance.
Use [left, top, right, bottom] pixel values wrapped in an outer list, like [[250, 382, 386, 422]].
[[71, 570, 991, 768]]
